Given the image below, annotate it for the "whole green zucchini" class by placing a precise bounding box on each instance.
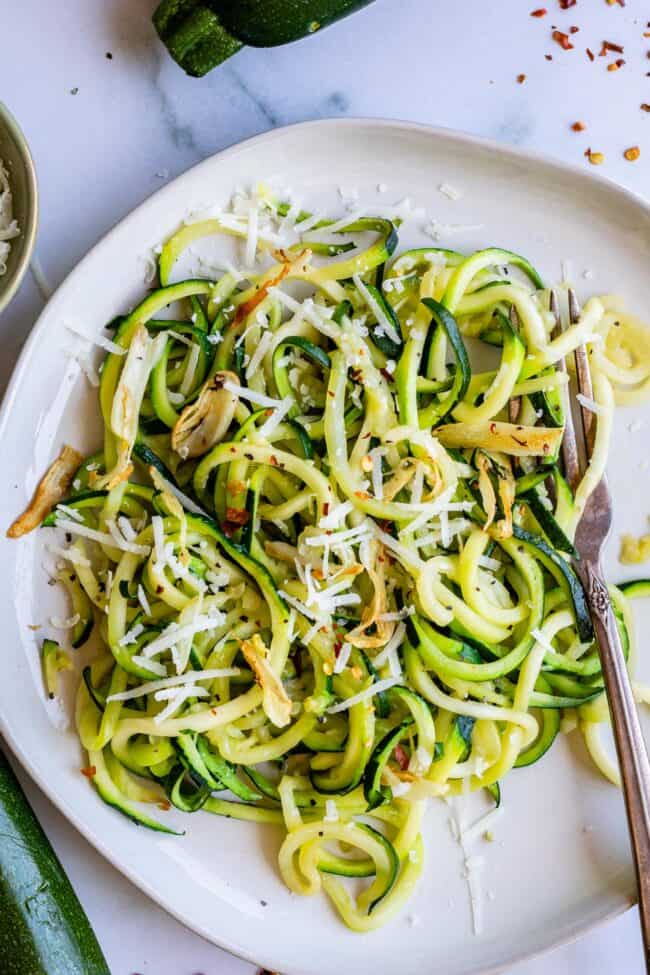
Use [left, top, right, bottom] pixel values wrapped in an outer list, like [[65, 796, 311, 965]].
[[0, 750, 110, 975], [153, 0, 375, 76]]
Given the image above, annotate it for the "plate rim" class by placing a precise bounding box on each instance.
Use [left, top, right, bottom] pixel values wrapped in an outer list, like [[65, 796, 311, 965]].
[[0, 115, 646, 975]]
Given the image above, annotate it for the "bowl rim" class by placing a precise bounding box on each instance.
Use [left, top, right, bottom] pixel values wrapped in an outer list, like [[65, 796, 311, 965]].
[[0, 101, 38, 316]]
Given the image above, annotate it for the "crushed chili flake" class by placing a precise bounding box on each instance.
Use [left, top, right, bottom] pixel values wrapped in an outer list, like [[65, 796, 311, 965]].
[[157, 800, 171, 811], [227, 479, 247, 495], [552, 30, 574, 49], [641, 104, 650, 112], [225, 507, 250, 524], [354, 490, 370, 500], [599, 40, 624, 55], [571, 120, 586, 131], [559, 0, 576, 7], [530, 7, 548, 15], [585, 148, 605, 164], [81, 766, 97, 778], [545, 53, 553, 60], [394, 744, 410, 771], [569, 25, 579, 33], [624, 146, 641, 161], [607, 59, 625, 71], [517, 73, 527, 83], [586, 47, 595, 61]]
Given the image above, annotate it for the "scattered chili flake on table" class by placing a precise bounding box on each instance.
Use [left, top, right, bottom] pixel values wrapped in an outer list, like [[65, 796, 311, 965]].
[[624, 146, 641, 161], [552, 29, 574, 49], [569, 25, 579, 33], [607, 58, 625, 71], [600, 40, 624, 55], [517, 73, 527, 83], [641, 104, 650, 112], [586, 47, 595, 61], [585, 148, 605, 164], [571, 120, 586, 131], [545, 53, 553, 60], [531, 7, 548, 16], [559, 0, 576, 8], [80, 766, 97, 778]]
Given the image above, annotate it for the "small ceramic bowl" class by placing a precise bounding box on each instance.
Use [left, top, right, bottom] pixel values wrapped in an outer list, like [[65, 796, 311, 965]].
[[0, 103, 38, 316]]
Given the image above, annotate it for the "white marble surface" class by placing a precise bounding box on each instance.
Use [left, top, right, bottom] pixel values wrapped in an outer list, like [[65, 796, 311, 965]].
[[1, 0, 649, 972]]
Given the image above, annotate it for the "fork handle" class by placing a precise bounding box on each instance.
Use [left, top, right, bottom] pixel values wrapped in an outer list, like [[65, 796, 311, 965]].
[[578, 560, 650, 968]]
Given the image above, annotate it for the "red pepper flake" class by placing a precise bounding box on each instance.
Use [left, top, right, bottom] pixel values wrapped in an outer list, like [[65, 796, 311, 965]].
[[517, 73, 527, 83], [569, 25, 579, 33], [644, 32, 650, 38], [268, 455, 279, 467], [545, 53, 553, 60], [81, 766, 97, 778], [224, 506, 250, 527], [607, 58, 625, 71], [585, 148, 605, 164], [641, 103, 650, 112], [559, 0, 576, 7], [586, 47, 595, 61], [157, 800, 171, 811], [552, 29, 574, 49], [380, 367, 394, 381], [394, 744, 410, 771], [624, 146, 641, 161], [530, 6, 547, 15], [354, 490, 370, 500], [571, 120, 586, 131], [599, 40, 624, 55]]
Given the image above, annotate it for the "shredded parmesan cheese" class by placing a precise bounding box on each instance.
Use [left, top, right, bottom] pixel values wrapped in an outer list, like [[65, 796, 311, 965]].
[[326, 677, 400, 714]]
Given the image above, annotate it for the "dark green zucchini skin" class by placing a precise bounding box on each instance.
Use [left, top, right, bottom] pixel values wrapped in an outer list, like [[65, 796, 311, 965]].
[[0, 750, 110, 975], [153, 0, 375, 76], [217, 0, 375, 47]]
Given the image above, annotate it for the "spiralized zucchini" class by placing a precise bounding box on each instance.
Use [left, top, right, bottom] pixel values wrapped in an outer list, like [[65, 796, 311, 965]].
[[10, 184, 650, 932]]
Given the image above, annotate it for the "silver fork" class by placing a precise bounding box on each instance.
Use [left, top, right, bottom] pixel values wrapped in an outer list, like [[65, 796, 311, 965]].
[[554, 288, 650, 966]]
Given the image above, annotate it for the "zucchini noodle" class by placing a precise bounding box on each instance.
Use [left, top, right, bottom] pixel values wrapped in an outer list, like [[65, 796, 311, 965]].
[[10, 183, 650, 932]]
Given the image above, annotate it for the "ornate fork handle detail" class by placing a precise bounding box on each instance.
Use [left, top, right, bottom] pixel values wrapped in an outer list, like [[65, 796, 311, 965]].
[[577, 559, 650, 968], [586, 568, 611, 620]]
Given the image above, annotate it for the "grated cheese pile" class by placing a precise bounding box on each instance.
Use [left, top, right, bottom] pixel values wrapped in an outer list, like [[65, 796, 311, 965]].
[[0, 162, 20, 277]]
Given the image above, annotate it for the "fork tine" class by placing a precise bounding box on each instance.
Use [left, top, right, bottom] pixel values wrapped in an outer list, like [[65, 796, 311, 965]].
[[550, 289, 581, 493], [508, 305, 521, 423], [568, 287, 595, 455]]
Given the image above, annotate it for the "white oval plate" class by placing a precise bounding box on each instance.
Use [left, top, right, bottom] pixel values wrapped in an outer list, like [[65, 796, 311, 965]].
[[1, 119, 650, 975]]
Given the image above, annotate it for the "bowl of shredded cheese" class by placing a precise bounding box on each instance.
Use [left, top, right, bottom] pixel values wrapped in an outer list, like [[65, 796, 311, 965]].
[[0, 102, 38, 316]]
